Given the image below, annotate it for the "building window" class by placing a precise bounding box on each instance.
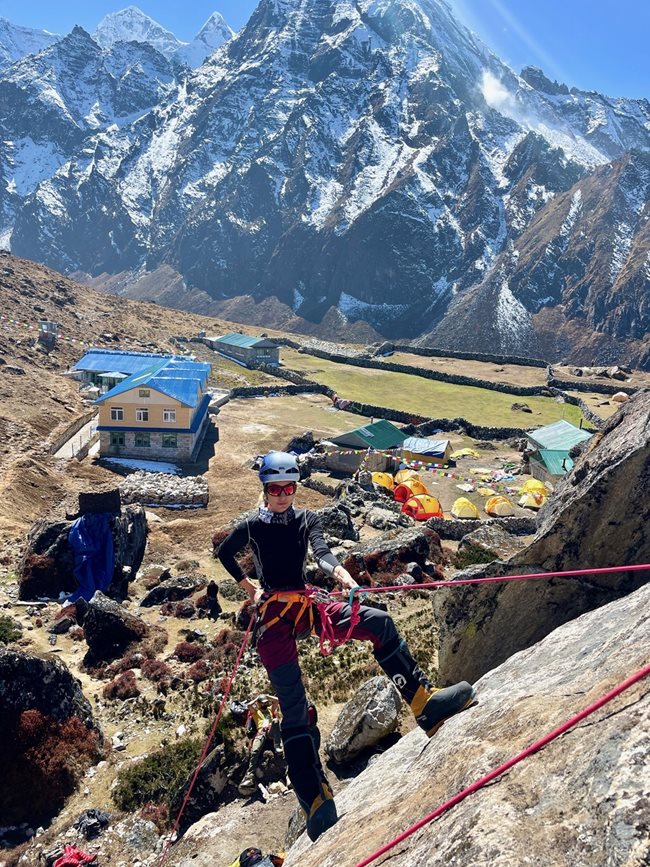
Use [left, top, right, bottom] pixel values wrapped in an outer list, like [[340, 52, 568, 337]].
[[135, 432, 150, 448], [136, 408, 149, 422], [163, 408, 176, 423], [162, 433, 178, 449], [110, 432, 125, 447], [138, 389, 150, 398], [110, 407, 124, 421]]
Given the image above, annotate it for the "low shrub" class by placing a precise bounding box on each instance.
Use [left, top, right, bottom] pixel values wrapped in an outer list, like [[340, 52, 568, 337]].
[[0, 710, 104, 825], [452, 545, 498, 569], [141, 658, 172, 683], [0, 615, 22, 645], [112, 739, 202, 812], [103, 670, 140, 700], [161, 600, 196, 618], [140, 801, 169, 832], [187, 659, 211, 682], [173, 641, 206, 663]]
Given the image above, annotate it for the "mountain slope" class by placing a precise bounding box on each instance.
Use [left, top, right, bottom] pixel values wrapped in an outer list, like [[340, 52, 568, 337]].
[[0, 17, 60, 70], [6, 0, 650, 364]]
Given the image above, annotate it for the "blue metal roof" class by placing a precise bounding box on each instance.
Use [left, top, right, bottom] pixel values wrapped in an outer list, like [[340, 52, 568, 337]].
[[74, 349, 174, 375], [95, 359, 210, 408]]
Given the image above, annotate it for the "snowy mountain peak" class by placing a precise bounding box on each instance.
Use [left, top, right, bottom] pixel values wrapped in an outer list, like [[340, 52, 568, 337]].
[[93, 6, 183, 58], [175, 11, 234, 67], [0, 17, 60, 71]]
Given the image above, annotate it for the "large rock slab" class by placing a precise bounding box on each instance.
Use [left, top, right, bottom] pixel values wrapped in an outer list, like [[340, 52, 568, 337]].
[[283, 582, 650, 867], [325, 676, 401, 764], [342, 526, 444, 583], [435, 391, 650, 683], [18, 506, 147, 600], [81, 591, 150, 661], [139, 574, 206, 607]]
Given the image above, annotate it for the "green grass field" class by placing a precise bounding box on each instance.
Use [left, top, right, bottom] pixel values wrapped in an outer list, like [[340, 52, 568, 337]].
[[283, 349, 585, 427]]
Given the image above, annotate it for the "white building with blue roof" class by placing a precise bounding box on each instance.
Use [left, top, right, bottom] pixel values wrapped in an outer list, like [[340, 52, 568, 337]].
[[94, 356, 213, 461]]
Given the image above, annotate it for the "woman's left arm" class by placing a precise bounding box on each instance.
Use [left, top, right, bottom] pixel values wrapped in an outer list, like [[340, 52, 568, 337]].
[[307, 512, 359, 590]]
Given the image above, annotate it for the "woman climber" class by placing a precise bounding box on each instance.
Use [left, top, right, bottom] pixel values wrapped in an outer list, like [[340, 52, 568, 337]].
[[216, 451, 475, 842]]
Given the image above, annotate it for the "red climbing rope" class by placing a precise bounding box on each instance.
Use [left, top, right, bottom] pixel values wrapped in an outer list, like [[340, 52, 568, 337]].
[[333, 563, 650, 597], [354, 662, 650, 867], [157, 615, 255, 867]]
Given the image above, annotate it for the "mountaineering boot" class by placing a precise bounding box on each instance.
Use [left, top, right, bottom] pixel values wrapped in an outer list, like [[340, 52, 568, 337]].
[[374, 636, 475, 736], [410, 680, 475, 737], [282, 727, 338, 841], [238, 772, 257, 796], [305, 780, 337, 842]]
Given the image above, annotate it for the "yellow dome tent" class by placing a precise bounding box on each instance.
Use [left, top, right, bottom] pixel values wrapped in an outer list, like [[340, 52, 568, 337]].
[[394, 479, 428, 503], [401, 494, 444, 521], [451, 448, 481, 459], [371, 472, 395, 491], [394, 469, 420, 485], [518, 491, 547, 510], [485, 495, 515, 517], [451, 497, 480, 519], [520, 479, 548, 494]]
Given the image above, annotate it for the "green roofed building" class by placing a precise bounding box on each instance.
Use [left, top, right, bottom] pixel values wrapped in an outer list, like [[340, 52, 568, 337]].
[[205, 332, 280, 367], [526, 419, 592, 452], [527, 420, 592, 484], [329, 419, 408, 451]]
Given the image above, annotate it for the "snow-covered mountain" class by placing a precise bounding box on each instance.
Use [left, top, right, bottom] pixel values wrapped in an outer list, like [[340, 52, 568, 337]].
[[93, 7, 184, 59], [175, 13, 234, 68], [7, 0, 650, 366], [94, 7, 234, 68], [0, 18, 60, 71], [0, 25, 177, 247]]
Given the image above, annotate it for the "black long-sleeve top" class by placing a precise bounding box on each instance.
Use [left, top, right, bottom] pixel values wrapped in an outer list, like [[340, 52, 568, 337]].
[[216, 509, 339, 592]]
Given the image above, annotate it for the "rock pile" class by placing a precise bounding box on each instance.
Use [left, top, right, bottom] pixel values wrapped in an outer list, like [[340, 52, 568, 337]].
[[119, 472, 209, 509]]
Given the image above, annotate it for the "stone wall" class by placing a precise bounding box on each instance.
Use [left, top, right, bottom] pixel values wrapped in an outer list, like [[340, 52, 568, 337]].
[[547, 376, 635, 396], [99, 430, 196, 460], [119, 472, 209, 508], [426, 516, 538, 540], [47, 409, 96, 455]]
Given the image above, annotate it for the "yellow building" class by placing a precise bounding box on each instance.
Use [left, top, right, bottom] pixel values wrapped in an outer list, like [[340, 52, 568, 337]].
[[96, 357, 212, 461]]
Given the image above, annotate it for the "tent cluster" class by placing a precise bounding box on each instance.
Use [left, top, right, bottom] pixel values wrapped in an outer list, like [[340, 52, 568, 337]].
[[371, 470, 549, 521], [371, 469, 444, 520]]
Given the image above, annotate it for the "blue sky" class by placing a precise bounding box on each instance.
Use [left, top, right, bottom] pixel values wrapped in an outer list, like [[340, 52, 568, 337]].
[[1, 0, 647, 98]]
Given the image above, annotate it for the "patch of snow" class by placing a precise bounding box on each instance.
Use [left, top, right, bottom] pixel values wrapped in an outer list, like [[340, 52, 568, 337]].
[[496, 278, 531, 344], [609, 223, 633, 282], [338, 292, 409, 317], [559, 189, 582, 239], [101, 457, 181, 475], [5, 137, 66, 198], [292, 286, 305, 311], [0, 226, 11, 250]]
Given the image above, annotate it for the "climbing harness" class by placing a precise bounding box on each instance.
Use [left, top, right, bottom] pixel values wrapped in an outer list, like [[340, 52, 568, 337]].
[[254, 586, 366, 657]]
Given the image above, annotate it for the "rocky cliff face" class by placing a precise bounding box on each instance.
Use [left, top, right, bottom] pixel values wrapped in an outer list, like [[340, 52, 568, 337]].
[[5, 0, 650, 364], [281, 582, 650, 867]]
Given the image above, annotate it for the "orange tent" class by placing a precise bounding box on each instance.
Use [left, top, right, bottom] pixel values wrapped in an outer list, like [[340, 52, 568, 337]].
[[394, 479, 428, 503], [401, 494, 444, 521]]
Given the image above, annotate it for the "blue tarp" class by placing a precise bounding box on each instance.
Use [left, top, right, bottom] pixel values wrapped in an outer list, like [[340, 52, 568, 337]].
[[68, 513, 115, 601]]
